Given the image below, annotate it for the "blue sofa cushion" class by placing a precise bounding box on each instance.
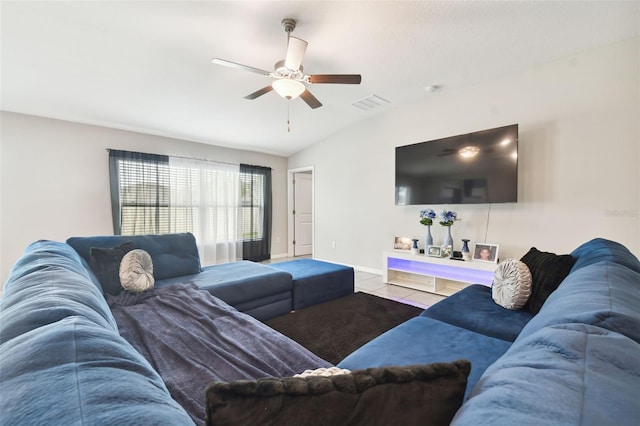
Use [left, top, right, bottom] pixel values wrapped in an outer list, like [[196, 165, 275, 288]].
[[338, 316, 512, 400], [89, 241, 136, 295], [517, 261, 640, 344], [1, 241, 119, 342], [269, 259, 354, 310], [67, 233, 201, 281], [452, 323, 640, 425], [4, 240, 103, 293], [520, 247, 575, 314], [206, 361, 470, 426], [421, 285, 534, 342], [0, 317, 194, 425], [571, 237, 640, 274]]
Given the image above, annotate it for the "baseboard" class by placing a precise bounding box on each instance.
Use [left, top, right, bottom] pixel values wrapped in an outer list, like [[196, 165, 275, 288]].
[[312, 257, 383, 276], [270, 252, 289, 259]]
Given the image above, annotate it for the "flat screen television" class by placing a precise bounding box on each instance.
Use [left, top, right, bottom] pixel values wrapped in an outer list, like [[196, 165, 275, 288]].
[[395, 124, 518, 205]]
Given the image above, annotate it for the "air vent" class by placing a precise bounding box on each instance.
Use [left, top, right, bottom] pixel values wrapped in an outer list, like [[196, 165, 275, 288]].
[[352, 94, 390, 111]]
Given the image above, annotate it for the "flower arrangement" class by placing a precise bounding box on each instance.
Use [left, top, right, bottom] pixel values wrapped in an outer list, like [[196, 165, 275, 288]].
[[419, 209, 436, 226], [439, 210, 458, 226]]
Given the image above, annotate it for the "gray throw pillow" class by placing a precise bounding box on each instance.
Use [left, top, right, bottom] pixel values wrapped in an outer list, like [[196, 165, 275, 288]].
[[492, 259, 532, 310], [119, 249, 154, 292]]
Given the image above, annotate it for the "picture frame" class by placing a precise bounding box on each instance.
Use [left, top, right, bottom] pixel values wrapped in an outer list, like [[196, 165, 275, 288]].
[[393, 237, 413, 251], [427, 245, 442, 257], [473, 243, 499, 263]]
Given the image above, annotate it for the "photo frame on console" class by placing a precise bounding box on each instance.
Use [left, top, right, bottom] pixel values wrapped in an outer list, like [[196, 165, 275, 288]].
[[394, 237, 412, 251], [427, 245, 442, 257], [473, 243, 499, 263]]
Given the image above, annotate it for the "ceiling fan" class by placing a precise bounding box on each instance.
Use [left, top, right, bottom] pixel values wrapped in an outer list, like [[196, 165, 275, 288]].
[[211, 18, 362, 109]]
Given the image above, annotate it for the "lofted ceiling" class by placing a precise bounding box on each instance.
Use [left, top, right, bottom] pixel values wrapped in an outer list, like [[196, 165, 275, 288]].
[[1, 1, 638, 157]]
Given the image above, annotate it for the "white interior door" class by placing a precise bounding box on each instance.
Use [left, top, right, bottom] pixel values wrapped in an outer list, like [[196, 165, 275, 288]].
[[293, 172, 313, 256]]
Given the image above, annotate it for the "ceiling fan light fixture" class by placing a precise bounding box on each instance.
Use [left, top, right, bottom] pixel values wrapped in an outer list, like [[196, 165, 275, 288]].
[[272, 79, 305, 99]]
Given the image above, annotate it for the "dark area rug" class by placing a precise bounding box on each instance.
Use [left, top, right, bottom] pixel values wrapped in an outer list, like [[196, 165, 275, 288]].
[[264, 292, 424, 365]]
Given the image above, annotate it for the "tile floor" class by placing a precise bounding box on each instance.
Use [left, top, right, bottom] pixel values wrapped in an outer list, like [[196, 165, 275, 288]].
[[354, 270, 445, 309], [265, 256, 445, 310]]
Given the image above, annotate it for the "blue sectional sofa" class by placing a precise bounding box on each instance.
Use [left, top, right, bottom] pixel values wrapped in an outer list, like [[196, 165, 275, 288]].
[[339, 238, 640, 423], [2, 236, 639, 425]]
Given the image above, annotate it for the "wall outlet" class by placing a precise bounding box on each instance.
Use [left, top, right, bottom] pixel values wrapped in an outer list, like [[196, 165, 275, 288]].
[[331, 241, 336, 249], [276, 237, 280, 243]]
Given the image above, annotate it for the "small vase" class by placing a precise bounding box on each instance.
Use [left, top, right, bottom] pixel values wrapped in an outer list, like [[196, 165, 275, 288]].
[[461, 239, 471, 261], [443, 226, 453, 247], [411, 239, 419, 255], [425, 225, 433, 248]]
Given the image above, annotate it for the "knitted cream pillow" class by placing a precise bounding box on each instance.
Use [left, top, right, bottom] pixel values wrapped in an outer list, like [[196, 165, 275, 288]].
[[492, 259, 532, 310], [294, 367, 351, 378], [119, 249, 155, 292]]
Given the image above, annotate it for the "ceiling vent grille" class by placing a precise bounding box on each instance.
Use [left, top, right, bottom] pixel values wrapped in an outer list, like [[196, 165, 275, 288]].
[[352, 94, 390, 111]]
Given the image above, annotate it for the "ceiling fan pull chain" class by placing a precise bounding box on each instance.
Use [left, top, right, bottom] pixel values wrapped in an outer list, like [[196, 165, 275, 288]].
[[287, 100, 291, 133]]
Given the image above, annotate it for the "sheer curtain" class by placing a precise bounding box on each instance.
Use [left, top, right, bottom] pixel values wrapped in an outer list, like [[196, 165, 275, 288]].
[[168, 157, 242, 266]]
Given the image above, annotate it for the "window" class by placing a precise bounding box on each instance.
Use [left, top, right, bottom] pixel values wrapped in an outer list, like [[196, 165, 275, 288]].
[[108, 150, 272, 264], [240, 172, 264, 240], [109, 150, 170, 235]]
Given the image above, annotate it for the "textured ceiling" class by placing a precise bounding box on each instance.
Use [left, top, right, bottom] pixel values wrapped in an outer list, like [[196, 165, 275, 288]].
[[2, 1, 638, 156]]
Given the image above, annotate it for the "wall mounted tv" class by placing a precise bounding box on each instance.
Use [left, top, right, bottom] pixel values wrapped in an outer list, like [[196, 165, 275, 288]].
[[395, 124, 518, 205]]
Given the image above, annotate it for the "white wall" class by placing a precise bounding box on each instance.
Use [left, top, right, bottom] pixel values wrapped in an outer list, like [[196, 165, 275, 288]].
[[0, 113, 289, 283], [288, 37, 640, 273]]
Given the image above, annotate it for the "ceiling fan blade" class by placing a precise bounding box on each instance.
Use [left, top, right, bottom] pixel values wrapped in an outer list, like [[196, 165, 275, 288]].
[[284, 37, 308, 70], [308, 74, 362, 84], [300, 89, 322, 109], [211, 58, 271, 76], [244, 86, 274, 100]]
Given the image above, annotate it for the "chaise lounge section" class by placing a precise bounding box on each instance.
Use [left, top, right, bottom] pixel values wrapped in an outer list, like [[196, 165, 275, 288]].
[[66, 233, 296, 320]]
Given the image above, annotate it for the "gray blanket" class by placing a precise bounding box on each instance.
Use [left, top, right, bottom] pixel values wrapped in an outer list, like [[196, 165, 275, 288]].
[[107, 282, 331, 425]]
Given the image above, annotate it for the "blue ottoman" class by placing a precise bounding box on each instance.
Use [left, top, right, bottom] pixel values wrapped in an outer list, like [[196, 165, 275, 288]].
[[269, 259, 354, 310]]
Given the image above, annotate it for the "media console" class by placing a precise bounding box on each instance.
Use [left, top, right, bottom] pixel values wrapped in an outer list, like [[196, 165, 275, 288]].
[[383, 251, 498, 297]]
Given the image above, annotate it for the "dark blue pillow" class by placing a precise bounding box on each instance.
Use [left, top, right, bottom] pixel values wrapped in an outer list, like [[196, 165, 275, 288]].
[[89, 241, 136, 295]]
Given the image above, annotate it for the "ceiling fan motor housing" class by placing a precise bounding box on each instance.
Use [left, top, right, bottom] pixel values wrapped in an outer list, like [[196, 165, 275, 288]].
[[274, 60, 304, 80], [281, 18, 297, 33]]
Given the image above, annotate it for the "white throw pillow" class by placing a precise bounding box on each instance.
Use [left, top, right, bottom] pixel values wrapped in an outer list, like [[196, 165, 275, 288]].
[[119, 249, 155, 292], [492, 258, 532, 310]]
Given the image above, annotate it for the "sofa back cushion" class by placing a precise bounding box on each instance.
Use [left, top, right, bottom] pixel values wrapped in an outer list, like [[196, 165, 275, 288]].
[[571, 237, 640, 274], [67, 233, 201, 281], [452, 323, 640, 425], [1, 241, 118, 342], [5, 239, 103, 292], [0, 317, 194, 425], [516, 261, 640, 344]]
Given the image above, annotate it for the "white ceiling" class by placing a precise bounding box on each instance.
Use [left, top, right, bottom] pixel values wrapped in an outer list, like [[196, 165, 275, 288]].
[[2, 1, 638, 157]]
